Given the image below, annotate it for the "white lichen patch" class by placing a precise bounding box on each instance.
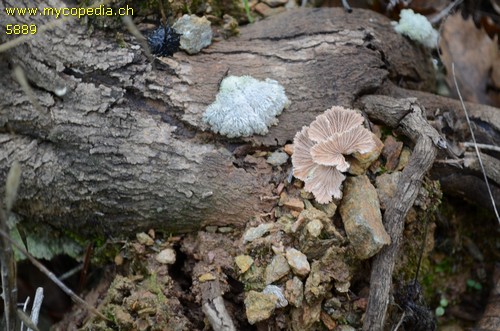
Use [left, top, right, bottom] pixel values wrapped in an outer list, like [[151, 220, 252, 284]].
[[203, 75, 290, 138], [393, 9, 438, 48]]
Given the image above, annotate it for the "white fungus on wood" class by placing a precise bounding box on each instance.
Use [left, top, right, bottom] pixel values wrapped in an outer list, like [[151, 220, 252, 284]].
[[291, 106, 376, 204], [393, 9, 438, 48], [202, 75, 290, 138]]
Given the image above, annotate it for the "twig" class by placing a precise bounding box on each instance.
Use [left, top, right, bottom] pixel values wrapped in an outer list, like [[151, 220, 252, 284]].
[[462, 142, 500, 153], [452, 63, 500, 224], [28, 288, 44, 331], [341, 0, 353, 13], [429, 0, 463, 24]]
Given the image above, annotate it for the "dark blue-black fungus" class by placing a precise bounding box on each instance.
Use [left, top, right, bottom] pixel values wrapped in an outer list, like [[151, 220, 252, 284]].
[[147, 24, 181, 56]]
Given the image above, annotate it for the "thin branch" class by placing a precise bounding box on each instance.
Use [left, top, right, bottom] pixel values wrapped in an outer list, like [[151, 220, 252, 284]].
[[462, 142, 500, 153], [452, 63, 500, 224], [28, 288, 44, 331]]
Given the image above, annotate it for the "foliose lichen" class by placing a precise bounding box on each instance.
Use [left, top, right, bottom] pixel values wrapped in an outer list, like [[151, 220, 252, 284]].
[[203, 75, 290, 138]]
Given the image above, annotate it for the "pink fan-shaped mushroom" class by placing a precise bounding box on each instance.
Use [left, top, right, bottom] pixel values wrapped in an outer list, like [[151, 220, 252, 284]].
[[308, 106, 365, 143], [292, 106, 375, 203]]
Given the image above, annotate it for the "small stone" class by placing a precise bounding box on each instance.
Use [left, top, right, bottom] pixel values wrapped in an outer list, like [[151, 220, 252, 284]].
[[285, 248, 310, 277], [265, 254, 290, 284], [285, 277, 304, 307], [267, 151, 289, 166], [300, 189, 314, 200], [339, 175, 390, 259], [306, 219, 323, 237], [375, 171, 402, 210], [205, 226, 218, 233], [218, 226, 233, 233], [235, 255, 254, 274], [263, 285, 288, 308], [335, 281, 350, 293], [320, 311, 337, 330], [136, 232, 154, 246], [283, 198, 304, 212], [312, 201, 337, 218], [155, 248, 176, 264], [337, 326, 356, 331], [396, 146, 411, 170], [349, 134, 383, 175], [172, 14, 212, 54], [199, 273, 216, 282], [114, 253, 124, 266], [243, 223, 275, 243], [262, 0, 288, 7], [284, 144, 294, 155], [382, 135, 403, 171], [244, 290, 278, 324]]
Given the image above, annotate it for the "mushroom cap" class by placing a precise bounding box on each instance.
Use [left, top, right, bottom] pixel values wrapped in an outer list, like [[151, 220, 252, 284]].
[[291, 106, 375, 204]]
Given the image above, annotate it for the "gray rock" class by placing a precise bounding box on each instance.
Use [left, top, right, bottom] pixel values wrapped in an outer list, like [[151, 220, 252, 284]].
[[265, 254, 290, 284], [243, 223, 275, 243], [262, 0, 288, 7], [267, 151, 289, 166], [136, 232, 154, 246], [235, 255, 254, 274], [173, 15, 212, 54], [375, 171, 402, 209], [244, 290, 278, 324], [155, 248, 176, 264], [339, 175, 390, 259], [263, 285, 288, 308], [306, 219, 323, 237], [285, 276, 304, 307], [285, 248, 310, 277]]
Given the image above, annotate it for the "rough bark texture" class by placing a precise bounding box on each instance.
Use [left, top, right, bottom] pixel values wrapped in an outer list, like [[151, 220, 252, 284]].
[[0, 3, 437, 236]]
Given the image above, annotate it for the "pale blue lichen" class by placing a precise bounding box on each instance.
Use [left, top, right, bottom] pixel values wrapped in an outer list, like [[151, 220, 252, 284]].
[[203, 75, 290, 138], [393, 9, 438, 48]]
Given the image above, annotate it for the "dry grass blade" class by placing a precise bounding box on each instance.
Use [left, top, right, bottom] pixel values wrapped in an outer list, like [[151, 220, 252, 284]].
[[16, 310, 40, 331], [452, 63, 500, 224]]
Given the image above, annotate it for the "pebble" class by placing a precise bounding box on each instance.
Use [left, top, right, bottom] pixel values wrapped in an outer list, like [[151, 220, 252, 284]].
[[155, 248, 176, 264], [136, 232, 154, 246], [243, 223, 275, 243], [235, 255, 254, 274], [285, 248, 310, 277], [265, 254, 290, 284], [267, 151, 289, 166], [244, 290, 278, 324]]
